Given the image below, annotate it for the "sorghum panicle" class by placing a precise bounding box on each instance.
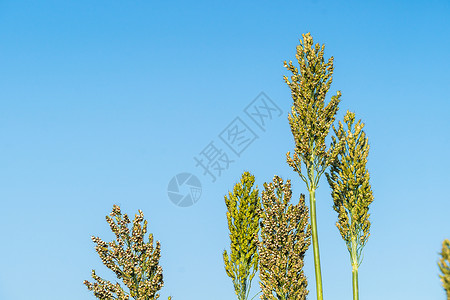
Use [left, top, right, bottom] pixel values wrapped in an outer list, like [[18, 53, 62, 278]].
[[326, 111, 374, 264], [223, 171, 260, 300], [258, 176, 311, 300], [439, 239, 450, 300], [84, 205, 172, 300]]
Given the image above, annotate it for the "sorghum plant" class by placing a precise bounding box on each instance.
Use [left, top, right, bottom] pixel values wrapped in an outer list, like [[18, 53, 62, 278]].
[[439, 239, 450, 300], [223, 171, 260, 300], [84, 205, 171, 300], [284, 32, 342, 300], [326, 111, 373, 300], [258, 176, 311, 300]]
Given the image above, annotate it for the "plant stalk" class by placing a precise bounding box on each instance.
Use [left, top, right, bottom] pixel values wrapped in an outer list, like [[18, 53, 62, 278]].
[[309, 188, 323, 300], [351, 237, 359, 300]]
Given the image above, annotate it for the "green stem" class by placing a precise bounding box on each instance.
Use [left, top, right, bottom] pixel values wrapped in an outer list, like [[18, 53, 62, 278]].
[[309, 188, 323, 300], [352, 267, 359, 300], [351, 237, 359, 300]]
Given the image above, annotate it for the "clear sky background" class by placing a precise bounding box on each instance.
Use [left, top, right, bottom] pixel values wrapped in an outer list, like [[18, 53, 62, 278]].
[[1, 1, 449, 299]]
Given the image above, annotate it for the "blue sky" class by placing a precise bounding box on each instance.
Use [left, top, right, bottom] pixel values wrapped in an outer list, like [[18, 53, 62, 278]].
[[1, 0, 449, 299]]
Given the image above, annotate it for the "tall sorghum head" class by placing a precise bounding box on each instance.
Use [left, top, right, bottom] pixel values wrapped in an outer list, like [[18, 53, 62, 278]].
[[439, 239, 450, 300], [326, 111, 373, 265], [258, 176, 311, 300], [284, 32, 342, 188], [223, 171, 260, 300], [84, 205, 171, 300]]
